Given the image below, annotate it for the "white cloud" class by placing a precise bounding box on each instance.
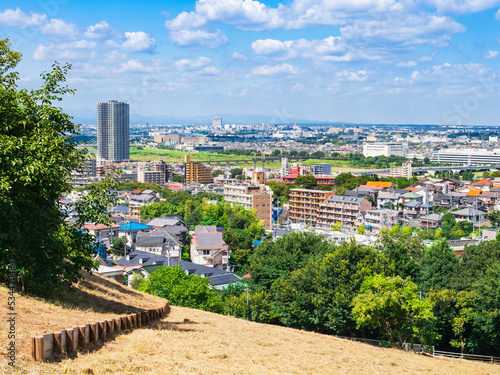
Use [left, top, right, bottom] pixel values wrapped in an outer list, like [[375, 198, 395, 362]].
[[483, 50, 499, 59], [165, 11, 207, 30], [232, 52, 247, 60], [114, 59, 165, 73], [252, 63, 299, 75], [409, 63, 492, 84], [228, 88, 248, 97], [341, 14, 465, 47], [165, 0, 406, 31], [169, 29, 227, 48], [84, 21, 112, 39], [336, 70, 367, 82], [426, 0, 500, 14], [39, 18, 79, 38], [122, 31, 156, 52], [398, 61, 418, 67], [496, 8, 500, 18], [33, 43, 90, 61], [252, 39, 293, 56], [0, 8, 46, 28], [175, 57, 212, 71]]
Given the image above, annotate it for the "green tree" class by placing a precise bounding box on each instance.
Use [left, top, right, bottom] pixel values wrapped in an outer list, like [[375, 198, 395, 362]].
[[377, 228, 424, 281], [357, 224, 366, 235], [138, 265, 223, 313], [230, 168, 243, 178], [293, 175, 317, 190], [420, 240, 458, 291], [488, 210, 500, 229], [352, 274, 439, 348], [271, 241, 389, 335], [0, 39, 116, 295], [248, 231, 335, 290], [212, 170, 224, 177], [171, 174, 184, 182]]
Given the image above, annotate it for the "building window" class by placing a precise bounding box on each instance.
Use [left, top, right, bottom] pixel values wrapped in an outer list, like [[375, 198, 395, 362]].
[[203, 250, 210, 256]]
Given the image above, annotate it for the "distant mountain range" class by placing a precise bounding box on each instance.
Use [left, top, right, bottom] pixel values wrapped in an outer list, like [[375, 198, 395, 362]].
[[66, 108, 341, 126]]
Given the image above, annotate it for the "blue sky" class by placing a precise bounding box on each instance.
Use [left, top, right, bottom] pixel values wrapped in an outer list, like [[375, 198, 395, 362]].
[[1, 0, 500, 125]]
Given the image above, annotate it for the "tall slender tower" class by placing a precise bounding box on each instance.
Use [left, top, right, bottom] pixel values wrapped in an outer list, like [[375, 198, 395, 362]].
[[97, 100, 130, 162]]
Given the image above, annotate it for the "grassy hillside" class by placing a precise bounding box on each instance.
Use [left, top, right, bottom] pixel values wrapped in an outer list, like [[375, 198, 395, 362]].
[[1, 274, 499, 374]]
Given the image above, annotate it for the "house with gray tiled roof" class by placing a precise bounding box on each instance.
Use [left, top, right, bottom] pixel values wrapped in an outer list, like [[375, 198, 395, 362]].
[[135, 229, 182, 259], [115, 250, 241, 289], [190, 226, 229, 270]]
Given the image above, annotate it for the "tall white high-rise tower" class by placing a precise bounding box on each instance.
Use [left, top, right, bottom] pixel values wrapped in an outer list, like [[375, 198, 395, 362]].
[[97, 100, 130, 162]]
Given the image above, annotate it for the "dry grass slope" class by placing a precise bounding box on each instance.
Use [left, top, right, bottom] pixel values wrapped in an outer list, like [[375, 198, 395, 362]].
[[2, 274, 500, 374]]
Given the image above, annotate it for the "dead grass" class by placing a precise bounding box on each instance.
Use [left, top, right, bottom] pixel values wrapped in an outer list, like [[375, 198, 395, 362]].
[[2, 275, 500, 374], [0, 272, 165, 371]]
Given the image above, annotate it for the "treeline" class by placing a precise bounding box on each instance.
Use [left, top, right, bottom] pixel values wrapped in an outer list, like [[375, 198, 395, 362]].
[[139, 228, 500, 356]]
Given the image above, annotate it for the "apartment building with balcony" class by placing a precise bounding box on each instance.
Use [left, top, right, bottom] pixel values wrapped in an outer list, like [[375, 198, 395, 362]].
[[288, 189, 336, 226], [317, 195, 372, 230], [224, 184, 273, 229]]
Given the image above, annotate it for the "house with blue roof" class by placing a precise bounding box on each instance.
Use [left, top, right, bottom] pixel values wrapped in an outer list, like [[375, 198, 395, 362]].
[[118, 221, 153, 249]]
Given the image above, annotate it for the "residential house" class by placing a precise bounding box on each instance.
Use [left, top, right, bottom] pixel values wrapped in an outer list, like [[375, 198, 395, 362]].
[[115, 251, 241, 289], [358, 209, 400, 232], [135, 229, 182, 259], [478, 191, 500, 212], [403, 200, 433, 221], [129, 193, 159, 216], [190, 226, 229, 270], [377, 191, 401, 209], [118, 221, 153, 248], [452, 208, 488, 225], [419, 213, 444, 230], [147, 215, 188, 229]]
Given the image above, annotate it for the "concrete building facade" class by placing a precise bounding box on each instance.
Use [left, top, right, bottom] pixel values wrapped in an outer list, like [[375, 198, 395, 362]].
[[224, 184, 273, 229], [97, 100, 129, 162], [362, 142, 408, 158]]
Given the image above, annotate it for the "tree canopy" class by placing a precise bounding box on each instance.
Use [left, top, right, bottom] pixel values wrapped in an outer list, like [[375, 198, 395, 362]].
[[0, 39, 116, 295]]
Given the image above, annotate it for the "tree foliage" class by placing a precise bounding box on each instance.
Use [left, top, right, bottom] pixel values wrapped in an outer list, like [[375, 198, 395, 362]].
[[0, 39, 116, 295], [138, 265, 223, 312], [352, 274, 439, 348]]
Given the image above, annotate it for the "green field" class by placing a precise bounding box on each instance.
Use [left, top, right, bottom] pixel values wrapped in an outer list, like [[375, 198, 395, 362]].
[[79, 145, 370, 172], [129, 147, 369, 172]]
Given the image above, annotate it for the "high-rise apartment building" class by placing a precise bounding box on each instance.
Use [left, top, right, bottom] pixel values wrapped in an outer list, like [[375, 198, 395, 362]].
[[213, 116, 222, 129], [97, 100, 130, 162]]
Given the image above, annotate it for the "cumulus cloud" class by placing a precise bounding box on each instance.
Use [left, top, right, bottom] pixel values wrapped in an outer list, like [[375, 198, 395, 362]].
[[84, 21, 113, 39], [114, 59, 165, 73], [0, 8, 46, 28], [39, 18, 79, 38], [228, 88, 248, 97], [165, 0, 407, 31], [483, 50, 499, 59], [336, 70, 367, 82], [232, 52, 247, 60], [33, 43, 92, 61], [341, 14, 465, 47], [169, 29, 227, 48], [426, 0, 500, 14], [122, 31, 156, 52], [174, 57, 212, 71], [398, 61, 418, 67], [252, 63, 298, 75]]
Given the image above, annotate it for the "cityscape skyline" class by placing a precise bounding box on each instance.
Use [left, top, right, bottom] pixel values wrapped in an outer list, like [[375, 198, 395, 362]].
[[1, 1, 500, 125]]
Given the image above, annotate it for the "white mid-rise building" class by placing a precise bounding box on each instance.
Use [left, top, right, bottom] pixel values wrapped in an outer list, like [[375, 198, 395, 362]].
[[362, 142, 408, 158], [430, 149, 500, 165]]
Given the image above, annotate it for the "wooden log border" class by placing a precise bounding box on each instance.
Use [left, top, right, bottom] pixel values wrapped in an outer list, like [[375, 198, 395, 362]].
[[31, 302, 169, 362]]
